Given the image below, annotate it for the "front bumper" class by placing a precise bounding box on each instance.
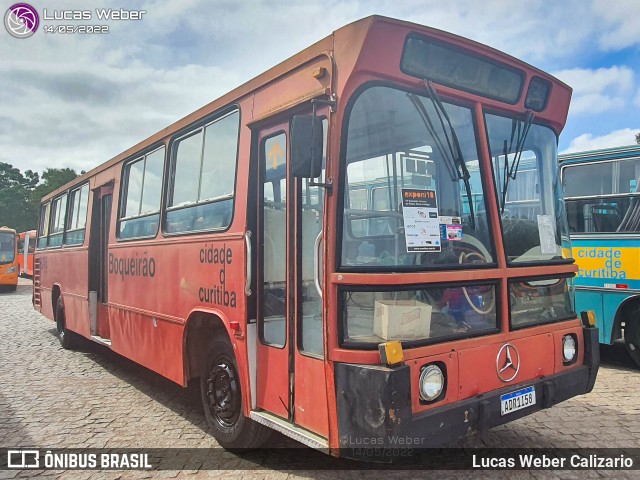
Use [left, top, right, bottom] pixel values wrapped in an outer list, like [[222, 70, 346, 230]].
[[0, 271, 19, 286], [335, 327, 599, 461]]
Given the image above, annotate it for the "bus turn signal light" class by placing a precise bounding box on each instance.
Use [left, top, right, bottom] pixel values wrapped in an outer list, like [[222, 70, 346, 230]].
[[379, 341, 404, 367], [580, 310, 596, 328]]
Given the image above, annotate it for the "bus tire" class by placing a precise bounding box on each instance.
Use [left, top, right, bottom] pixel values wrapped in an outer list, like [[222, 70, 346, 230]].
[[624, 305, 640, 369], [200, 338, 271, 450], [55, 297, 77, 350]]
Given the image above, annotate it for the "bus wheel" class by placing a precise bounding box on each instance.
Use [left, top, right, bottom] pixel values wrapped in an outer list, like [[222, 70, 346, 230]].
[[55, 297, 77, 350], [200, 338, 271, 449], [625, 307, 640, 369]]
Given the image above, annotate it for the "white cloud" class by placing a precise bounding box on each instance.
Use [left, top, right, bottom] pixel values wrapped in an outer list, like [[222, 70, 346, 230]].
[[553, 66, 635, 115], [562, 128, 640, 154], [635, 88, 640, 107], [0, 61, 242, 173], [593, 0, 640, 50]]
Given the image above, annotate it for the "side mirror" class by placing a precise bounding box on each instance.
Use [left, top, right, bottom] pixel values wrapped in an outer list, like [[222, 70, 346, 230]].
[[291, 115, 323, 178]]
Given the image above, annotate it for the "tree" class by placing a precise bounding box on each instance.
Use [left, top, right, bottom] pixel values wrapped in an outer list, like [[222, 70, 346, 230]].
[[0, 163, 39, 232], [636, 132, 640, 145], [0, 163, 79, 232], [27, 168, 80, 229], [30, 168, 80, 203]]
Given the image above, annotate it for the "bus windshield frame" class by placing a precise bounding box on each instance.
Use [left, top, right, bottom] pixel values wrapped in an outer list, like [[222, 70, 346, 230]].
[[338, 83, 496, 272]]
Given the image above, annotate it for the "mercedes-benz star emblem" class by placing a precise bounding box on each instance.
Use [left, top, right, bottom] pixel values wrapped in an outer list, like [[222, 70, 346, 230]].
[[496, 343, 520, 382]]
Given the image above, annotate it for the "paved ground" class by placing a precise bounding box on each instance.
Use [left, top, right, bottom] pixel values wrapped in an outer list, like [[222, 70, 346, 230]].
[[0, 279, 639, 479]]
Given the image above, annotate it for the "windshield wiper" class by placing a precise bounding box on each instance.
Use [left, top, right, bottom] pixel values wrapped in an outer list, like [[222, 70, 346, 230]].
[[408, 80, 475, 228], [500, 111, 534, 214], [407, 93, 458, 182]]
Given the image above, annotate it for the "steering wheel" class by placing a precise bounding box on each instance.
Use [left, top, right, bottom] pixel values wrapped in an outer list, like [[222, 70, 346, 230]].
[[456, 246, 495, 315]]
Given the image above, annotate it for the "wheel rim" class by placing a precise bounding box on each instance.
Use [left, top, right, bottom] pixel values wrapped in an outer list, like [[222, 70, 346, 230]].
[[206, 355, 241, 428]]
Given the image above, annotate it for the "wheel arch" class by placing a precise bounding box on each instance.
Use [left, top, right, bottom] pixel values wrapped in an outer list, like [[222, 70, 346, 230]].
[[612, 294, 640, 343], [183, 309, 235, 383], [51, 283, 63, 316]]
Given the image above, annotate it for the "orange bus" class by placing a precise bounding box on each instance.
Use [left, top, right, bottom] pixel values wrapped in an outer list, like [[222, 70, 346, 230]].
[[34, 16, 599, 460], [18, 230, 36, 277], [0, 226, 19, 291]]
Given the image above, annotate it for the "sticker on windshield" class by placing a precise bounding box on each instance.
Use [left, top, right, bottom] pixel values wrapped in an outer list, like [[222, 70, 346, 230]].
[[446, 224, 463, 241], [537, 214, 557, 254], [402, 188, 441, 252], [439, 216, 463, 242]]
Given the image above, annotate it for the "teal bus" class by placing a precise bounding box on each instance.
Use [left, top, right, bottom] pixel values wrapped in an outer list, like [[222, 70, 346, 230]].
[[560, 144, 640, 367]]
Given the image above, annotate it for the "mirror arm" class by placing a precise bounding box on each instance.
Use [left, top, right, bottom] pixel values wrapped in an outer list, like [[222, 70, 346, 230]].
[[311, 96, 337, 111], [309, 177, 333, 195]]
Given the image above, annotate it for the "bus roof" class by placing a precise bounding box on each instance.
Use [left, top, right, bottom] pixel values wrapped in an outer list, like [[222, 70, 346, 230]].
[[559, 144, 640, 164], [0, 226, 17, 234], [41, 15, 571, 203]]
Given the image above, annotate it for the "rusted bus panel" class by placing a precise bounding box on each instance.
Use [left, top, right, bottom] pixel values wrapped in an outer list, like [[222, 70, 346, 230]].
[[108, 305, 185, 385], [105, 235, 248, 386], [294, 353, 330, 437], [251, 55, 333, 123], [46, 250, 91, 337], [457, 334, 555, 399], [106, 237, 245, 327]]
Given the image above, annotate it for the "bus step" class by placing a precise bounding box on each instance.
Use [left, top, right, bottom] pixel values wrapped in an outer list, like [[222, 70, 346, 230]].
[[249, 411, 328, 451], [91, 335, 112, 347]]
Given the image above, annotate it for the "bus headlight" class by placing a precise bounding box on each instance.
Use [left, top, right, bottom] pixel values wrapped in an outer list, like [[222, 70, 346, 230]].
[[562, 335, 577, 364], [6, 266, 17, 274], [419, 364, 445, 402]]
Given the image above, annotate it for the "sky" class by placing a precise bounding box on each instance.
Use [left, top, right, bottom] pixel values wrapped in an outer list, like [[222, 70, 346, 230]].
[[1, 0, 639, 175]]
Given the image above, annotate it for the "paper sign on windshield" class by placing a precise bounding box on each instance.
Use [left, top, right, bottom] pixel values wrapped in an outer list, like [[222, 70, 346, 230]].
[[402, 189, 441, 252]]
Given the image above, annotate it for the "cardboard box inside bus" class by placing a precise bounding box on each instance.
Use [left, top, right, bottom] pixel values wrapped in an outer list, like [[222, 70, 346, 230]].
[[373, 299, 432, 340]]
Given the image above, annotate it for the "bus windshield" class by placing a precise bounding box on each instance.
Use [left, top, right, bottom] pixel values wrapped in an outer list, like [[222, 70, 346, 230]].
[[0, 232, 16, 263], [563, 157, 640, 233], [485, 113, 569, 263], [340, 85, 493, 269]]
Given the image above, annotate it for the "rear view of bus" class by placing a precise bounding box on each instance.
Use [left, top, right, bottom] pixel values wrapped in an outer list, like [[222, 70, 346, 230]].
[[0, 227, 19, 291]]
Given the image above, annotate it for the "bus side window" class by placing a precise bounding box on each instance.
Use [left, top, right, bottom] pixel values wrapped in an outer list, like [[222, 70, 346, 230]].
[[165, 110, 239, 234], [119, 147, 164, 240], [37, 202, 51, 249], [48, 194, 68, 248]]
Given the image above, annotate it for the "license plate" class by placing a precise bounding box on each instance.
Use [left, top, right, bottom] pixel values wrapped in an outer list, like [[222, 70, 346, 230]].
[[500, 386, 536, 416]]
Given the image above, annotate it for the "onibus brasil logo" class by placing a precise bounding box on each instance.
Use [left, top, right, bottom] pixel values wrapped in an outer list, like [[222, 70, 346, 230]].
[[4, 3, 39, 38]]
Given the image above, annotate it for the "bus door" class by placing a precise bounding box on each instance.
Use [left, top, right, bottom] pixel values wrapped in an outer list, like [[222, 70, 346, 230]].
[[22, 231, 35, 277], [253, 113, 329, 438], [88, 184, 113, 343]]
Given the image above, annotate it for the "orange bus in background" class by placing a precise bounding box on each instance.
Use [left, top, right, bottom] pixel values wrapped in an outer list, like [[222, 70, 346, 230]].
[[0, 226, 19, 291], [34, 16, 599, 460], [18, 230, 36, 277]]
